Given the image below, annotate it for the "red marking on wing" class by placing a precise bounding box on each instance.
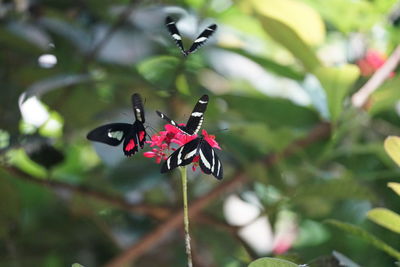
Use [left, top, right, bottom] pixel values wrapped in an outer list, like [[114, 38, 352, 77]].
[[139, 131, 145, 142], [125, 139, 136, 151]]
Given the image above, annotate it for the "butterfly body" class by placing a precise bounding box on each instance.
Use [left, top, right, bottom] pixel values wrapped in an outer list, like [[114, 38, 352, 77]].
[[161, 135, 223, 180], [165, 16, 217, 56], [87, 93, 147, 156]]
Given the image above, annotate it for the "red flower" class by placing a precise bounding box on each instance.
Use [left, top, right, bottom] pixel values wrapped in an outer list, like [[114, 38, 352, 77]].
[[357, 49, 395, 77], [143, 124, 221, 173]]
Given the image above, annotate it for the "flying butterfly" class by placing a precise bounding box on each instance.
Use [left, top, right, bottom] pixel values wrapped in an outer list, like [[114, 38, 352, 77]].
[[87, 93, 147, 157], [161, 134, 223, 180], [165, 16, 217, 56], [156, 94, 208, 136]]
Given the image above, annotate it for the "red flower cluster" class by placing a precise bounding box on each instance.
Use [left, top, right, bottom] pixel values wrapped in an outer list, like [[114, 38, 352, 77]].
[[143, 124, 221, 171]]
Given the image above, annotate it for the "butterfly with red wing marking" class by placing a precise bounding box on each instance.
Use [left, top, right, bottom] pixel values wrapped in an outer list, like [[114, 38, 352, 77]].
[[87, 93, 147, 157]]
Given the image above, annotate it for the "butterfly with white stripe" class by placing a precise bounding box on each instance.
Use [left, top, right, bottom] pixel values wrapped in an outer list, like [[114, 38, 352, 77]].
[[156, 95, 209, 136], [87, 93, 147, 157], [165, 16, 217, 56], [161, 135, 223, 180]]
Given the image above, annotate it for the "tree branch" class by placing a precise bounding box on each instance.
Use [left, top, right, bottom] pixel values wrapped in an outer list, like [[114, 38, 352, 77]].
[[3, 166, 171, 220], [104, 122, 331, 267]]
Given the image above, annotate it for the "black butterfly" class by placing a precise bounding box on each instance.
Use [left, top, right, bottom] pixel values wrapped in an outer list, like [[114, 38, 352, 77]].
[[87, 93, 147, 157], [165, 16, 217, 56], [156, 94, 209, 135], [157, 95, 223, 179], [161, 134, 223, 180]]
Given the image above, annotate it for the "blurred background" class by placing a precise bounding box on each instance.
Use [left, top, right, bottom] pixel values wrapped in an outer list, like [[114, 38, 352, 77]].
[[1, 0, 400, 266]]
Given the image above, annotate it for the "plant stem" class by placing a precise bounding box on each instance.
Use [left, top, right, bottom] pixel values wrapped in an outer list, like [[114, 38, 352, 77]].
[[179, 166, 193, 267]]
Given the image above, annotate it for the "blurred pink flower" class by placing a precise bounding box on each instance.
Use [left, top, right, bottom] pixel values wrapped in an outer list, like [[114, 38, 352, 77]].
[[144, 124, 221, 173], [357, 50, 395, 77]]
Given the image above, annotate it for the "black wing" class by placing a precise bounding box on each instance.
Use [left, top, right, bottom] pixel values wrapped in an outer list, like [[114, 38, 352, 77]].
[[156, 95, 209, 136], [198, 139, 223, 180], [165, 16, 186, 55], [122, 120, 147, 157], [186, 24, 217, 55], [184, 94, 208, 135], [87, 123, 131, 146], [132, 93, 145, 123], [161, 137, 200, 173]]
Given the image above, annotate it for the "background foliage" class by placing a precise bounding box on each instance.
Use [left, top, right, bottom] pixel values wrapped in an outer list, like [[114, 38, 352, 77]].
[[1, 0, 400, 266]]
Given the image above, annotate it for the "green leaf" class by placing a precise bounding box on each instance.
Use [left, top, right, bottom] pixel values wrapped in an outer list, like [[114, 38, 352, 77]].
[[326, 219, 400, 260], [388, 182, 400, 196], [384, 136, 400, 167], [7, 149, 47, 178], [248, 257, 298, 267], [224, 48, 305, 80], [314, 64, 360, 122], [369, 76, 400, 115], [137, 56, 180, 89], [249, 0, 325, 46], [367, 208, 400, 234], [224, 94, 319, 129], [255, 15, 321, 72], [71, 263, 85, 267]]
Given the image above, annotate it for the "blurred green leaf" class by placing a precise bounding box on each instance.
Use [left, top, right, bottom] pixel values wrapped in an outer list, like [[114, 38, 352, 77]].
[[326, 219, 400, 260], [255, 15, 321, 72], [388, 182, 400, 196], [314, 64, 359, 122], [294, 178, 374, 203], [369, 76, 400, 115], [224, 94, 319, 129], [225, 48, 305, 80], [303, 0, 397, 33], [137, 56, 180, 89], [249, 0, 325, 46], [248, 257, 298, 267], [367, 208, 400, 234], [7, 149, 47, 178], [384, 136, 400, 167], [295, 220, 330, 247]]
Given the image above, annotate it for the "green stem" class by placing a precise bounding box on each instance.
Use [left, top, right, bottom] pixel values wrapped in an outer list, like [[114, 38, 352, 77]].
[[179, 166, 193, 267]]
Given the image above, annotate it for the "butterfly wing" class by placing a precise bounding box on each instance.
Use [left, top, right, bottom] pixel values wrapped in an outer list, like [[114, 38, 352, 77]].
[[165, 16, 186, 55], [156, 95, 208, 136], [161, 138, 200, 173], [186, 24, 217, 55], [199, 139, 223, 180], [184, 94, 208, 135], [123, 120, 147, 156], [132, 93, 145, 123], [87, 123, 131, 146]]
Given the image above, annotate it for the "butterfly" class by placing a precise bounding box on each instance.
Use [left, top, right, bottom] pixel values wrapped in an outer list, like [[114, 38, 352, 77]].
[[87, 93, 147, 157], [165, 16, 217, 56], [156, 94, 209, 135], [157, 95, 223, 179], [161, 134, 223, 180]]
